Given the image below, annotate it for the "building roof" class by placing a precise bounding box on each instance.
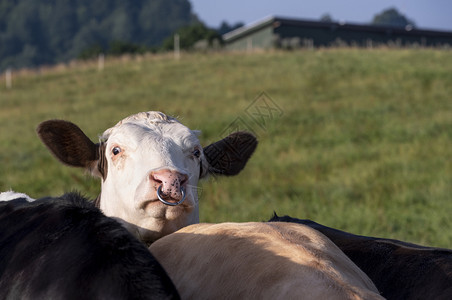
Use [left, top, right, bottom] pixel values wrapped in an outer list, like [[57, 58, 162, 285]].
[[223, 16, 452, 43], [223, 16, 275, 41]]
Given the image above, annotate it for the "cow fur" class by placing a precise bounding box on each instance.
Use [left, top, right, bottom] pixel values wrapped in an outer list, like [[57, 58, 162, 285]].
[[0, 192, 179, 300], [269, 214, 452, 300], [149, 222, 384, 300]]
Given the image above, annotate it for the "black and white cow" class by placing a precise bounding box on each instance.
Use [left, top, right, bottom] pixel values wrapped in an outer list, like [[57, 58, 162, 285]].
[[270, 214, 452, 300], [0, 191, 179, 300], [37, 111, 257, 243]]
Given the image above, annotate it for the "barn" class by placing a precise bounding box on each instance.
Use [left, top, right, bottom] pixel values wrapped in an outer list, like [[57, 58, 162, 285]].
[[223, 16, 452, 51]]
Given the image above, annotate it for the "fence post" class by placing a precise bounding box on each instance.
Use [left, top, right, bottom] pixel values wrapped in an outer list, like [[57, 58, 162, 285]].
[[5, 68, 12, 89], [174, 34, 180, 60], [98, 53, 105, 71], [247, 38, 253, 52]]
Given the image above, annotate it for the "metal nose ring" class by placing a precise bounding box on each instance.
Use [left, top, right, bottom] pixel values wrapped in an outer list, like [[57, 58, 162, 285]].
[[157, 185, 186, 206]]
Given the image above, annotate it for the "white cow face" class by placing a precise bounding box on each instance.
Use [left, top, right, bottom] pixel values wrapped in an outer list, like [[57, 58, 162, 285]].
[[37, 111, 257, 243], [99, 112, 205, 241]]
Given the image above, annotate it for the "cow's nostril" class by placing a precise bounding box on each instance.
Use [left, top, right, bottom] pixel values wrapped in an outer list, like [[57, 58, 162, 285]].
[[150, 170, 188, 191], [179, 175, 188, 187], [150, 174, 162, 185]]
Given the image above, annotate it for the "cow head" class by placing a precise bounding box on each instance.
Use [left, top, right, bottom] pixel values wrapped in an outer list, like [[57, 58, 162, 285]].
[[37, 111, 257, 243]]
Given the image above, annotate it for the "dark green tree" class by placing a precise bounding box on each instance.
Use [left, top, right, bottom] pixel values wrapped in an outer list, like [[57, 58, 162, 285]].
[[77, 44, 104, 60], [372, 7, 416, 28], [217, 21, 244, 35], [0, 0, 197, 71], [161, 22, 221, 51], [320, 13, 334, 23], [109, 41, 146, 56]]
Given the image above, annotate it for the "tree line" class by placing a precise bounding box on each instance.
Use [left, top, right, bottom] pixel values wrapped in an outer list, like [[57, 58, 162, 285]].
[[0, 1, 415, 72], [0, 0, 202, 71]]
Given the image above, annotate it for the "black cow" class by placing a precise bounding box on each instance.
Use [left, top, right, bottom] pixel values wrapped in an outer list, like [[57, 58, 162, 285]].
[[269, 214, 452, 300], [0, 192, 179, 300]]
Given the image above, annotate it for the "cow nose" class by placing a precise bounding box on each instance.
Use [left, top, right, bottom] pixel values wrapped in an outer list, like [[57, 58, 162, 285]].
[[150, 169, 188, 204]]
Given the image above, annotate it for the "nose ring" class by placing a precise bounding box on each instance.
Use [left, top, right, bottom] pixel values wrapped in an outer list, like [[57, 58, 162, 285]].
[[157, 185, 186, 206]]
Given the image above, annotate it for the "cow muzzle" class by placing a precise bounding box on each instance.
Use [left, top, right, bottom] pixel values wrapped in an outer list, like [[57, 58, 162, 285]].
[[150, 169, 188, 206]]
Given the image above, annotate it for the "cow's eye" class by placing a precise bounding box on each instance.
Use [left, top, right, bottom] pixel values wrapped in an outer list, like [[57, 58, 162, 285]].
[[112, 146, 121, 156], [192, 148, 201, 159]]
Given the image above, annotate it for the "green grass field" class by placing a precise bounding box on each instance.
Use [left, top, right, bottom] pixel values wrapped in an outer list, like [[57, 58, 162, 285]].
[[1, 49, 451, 248]]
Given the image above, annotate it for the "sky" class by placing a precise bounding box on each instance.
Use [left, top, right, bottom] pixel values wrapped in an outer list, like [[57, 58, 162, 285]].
[[190, 0, 452, 32]]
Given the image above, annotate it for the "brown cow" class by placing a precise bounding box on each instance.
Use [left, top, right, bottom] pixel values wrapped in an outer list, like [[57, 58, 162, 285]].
[[270, 214, 452, 300], [150, 222, 384, 299]]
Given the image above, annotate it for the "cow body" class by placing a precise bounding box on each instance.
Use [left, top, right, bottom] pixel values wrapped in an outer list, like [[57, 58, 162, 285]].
[[0, 192, 179, 300], [149, 222, 384, 300], [270, 214, 452, 300], [37, 111, 257, 242]]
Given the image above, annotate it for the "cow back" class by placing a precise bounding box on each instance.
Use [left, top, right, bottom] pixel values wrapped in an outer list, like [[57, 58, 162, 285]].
[[0, 193, 179, 300]]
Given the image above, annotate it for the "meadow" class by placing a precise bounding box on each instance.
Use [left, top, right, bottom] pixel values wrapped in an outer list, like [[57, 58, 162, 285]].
[[1, 49, 451, 248]]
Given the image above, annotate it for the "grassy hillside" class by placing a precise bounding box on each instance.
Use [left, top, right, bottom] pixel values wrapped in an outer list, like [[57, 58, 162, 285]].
[[1, 49, 451, 248]]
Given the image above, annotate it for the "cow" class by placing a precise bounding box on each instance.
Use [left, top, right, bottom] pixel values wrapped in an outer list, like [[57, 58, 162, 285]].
[[0, 191, 179, 300], [269, 214, 452, 300], [149, 222, 384, 299], [37, 111, 257, 243]]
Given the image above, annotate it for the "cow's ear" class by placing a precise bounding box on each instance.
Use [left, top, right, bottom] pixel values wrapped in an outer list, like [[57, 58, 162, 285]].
[[203, 132, 257, 177], [37, 120, 100, 171]]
